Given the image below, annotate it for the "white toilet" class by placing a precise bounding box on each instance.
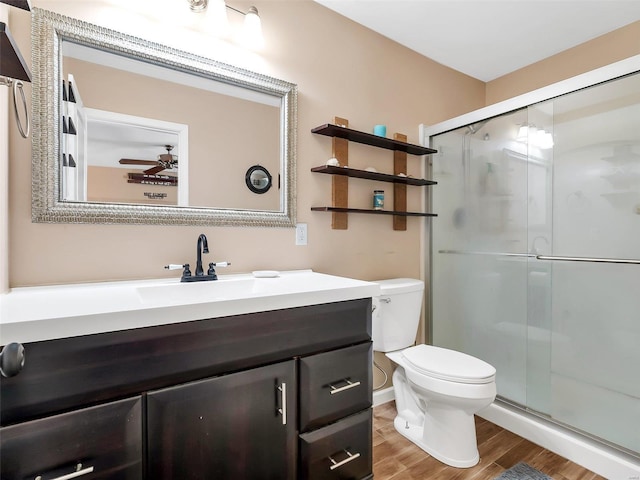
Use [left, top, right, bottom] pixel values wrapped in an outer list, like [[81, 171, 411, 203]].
[[372, 278, 497, 468]]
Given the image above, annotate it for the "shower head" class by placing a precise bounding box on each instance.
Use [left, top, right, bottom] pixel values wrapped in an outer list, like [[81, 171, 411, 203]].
[[465, 120, 489, 135]]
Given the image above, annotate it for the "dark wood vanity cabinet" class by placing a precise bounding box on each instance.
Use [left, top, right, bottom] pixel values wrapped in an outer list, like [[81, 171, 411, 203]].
[[0, 299, 373, 480]]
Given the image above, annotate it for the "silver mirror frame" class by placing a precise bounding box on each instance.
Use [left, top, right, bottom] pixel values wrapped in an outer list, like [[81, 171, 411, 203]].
[[31, 8, 297, 227]]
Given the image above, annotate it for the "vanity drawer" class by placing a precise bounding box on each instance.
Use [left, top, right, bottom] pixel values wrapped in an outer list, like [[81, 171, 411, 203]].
[[299, 342, 372, 432], [299, 409, 372, 480], [0, 396, 142, 479]]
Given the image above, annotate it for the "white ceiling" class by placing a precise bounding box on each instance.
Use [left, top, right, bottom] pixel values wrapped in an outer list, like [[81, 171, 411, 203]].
[[314, 0, 640, 82], [87, 120, 179, 169]]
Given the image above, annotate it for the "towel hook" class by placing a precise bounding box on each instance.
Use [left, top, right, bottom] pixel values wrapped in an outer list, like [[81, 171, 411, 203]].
[[12, 79, 29, 138], [1, 76, 29, 139]]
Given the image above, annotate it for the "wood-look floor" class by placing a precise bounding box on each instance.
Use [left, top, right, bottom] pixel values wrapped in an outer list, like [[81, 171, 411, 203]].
[[372, 402, 606, 480]]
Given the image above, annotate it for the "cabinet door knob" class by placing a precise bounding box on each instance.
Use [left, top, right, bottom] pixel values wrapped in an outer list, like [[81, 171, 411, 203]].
[[328, 449, 361, 471], [0, 342, 25, 378]]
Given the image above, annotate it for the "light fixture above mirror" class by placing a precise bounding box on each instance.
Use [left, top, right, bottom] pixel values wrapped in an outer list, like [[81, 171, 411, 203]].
[[186, 0, 264, 49]]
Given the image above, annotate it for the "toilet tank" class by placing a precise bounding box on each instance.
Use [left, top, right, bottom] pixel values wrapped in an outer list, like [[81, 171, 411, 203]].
[[372, 278, 424, 353]]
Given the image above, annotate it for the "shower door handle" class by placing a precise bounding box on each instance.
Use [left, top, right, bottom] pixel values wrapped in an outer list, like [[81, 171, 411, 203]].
[[536, 255, 640, 265]]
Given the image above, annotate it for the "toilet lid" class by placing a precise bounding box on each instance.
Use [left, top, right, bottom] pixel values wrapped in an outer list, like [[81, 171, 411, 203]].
[[402, 345, 496, 384]]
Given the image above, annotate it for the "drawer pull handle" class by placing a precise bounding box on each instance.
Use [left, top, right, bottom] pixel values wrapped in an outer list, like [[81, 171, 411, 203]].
[[328, 450, 361, 471], [277, 382, 287, 425], [35, 463, 94, 480], [329, 379, 361, 395]]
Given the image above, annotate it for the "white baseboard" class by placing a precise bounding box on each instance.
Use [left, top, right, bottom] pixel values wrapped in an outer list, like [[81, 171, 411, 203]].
[[373, 386, 395, 407], [478, 402, 640, 479]]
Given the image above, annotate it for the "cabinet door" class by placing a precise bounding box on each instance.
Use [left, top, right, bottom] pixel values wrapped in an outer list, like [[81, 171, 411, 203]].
[[147, 360, 296, 480], [0, 397, 142, 479]]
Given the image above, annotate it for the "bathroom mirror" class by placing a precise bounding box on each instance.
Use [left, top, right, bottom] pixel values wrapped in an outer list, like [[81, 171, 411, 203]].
[[31, 8, 297, 226]]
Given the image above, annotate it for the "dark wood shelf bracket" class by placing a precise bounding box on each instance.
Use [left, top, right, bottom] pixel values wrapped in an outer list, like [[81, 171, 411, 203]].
[[331, 116, 349, 230]]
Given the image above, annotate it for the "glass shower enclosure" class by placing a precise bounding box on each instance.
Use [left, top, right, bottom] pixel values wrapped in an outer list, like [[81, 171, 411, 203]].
[[428, 71, 640, 456]]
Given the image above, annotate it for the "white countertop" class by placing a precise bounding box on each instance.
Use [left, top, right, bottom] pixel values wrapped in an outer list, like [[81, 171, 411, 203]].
[[0, 270, 380, 344]]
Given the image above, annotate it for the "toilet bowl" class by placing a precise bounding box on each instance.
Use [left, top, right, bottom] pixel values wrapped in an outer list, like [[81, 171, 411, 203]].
[[372, 278, 497, 468]]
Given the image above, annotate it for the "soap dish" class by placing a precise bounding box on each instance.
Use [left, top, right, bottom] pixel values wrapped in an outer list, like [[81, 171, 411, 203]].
[[252, 270, 280, 278]]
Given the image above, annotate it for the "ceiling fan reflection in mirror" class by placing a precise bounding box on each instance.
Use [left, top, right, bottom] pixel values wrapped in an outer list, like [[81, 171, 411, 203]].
[[119, 145, 178, 175]]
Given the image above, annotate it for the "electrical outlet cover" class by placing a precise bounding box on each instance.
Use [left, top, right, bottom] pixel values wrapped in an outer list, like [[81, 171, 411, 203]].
[[295, 223, 307, 245]]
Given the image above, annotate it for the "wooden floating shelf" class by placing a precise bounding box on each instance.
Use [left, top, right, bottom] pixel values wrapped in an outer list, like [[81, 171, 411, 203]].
[[311, 207, 437, 217], [311, 165, 437, 186], [311, 124, 436, 156]]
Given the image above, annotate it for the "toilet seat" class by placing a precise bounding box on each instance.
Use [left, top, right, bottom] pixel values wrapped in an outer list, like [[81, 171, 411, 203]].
[[402, 344, 496, 384]]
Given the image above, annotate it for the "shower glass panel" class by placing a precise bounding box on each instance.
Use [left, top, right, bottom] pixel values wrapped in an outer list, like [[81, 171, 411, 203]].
[[542, 72, 640, 453], [430, 108, 532, 407], [430, 71, 640, 455]]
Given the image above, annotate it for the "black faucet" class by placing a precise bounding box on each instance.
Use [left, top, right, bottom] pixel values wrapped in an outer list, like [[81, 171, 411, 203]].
[[180, 234, 218, 282], [163, 234, 230, 282], [195, 234, 209, 276]]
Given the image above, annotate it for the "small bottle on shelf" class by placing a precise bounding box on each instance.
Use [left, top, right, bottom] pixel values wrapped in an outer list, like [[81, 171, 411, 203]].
[[373, 190, 385, 210]]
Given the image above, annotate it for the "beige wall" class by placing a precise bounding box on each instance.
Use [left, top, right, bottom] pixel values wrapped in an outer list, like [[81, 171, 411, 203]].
[[486, 21, 640, 105], [7, 0, 485, 288]]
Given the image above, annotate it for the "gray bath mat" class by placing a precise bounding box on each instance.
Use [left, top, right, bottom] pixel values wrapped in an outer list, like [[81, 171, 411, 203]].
[[494, 462, 554, 480]]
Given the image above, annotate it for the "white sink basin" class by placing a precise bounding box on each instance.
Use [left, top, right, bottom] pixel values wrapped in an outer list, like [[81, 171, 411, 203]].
[[136, 276, 258, 304], [137, 270, 376, 305], [0, 270, 380, 344]]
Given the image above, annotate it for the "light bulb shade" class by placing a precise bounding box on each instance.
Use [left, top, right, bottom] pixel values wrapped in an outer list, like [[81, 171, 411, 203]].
[[516, 125, 529, 141], [517, 124, 554, 149], [241, 6, 264, 49], [188, 0, 208, 12], [207, 0, 229, 33], [536, 130, 554, 149]]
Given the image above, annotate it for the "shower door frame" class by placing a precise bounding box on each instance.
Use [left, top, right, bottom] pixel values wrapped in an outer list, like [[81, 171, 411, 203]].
[[418, 55, 640, 476]]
